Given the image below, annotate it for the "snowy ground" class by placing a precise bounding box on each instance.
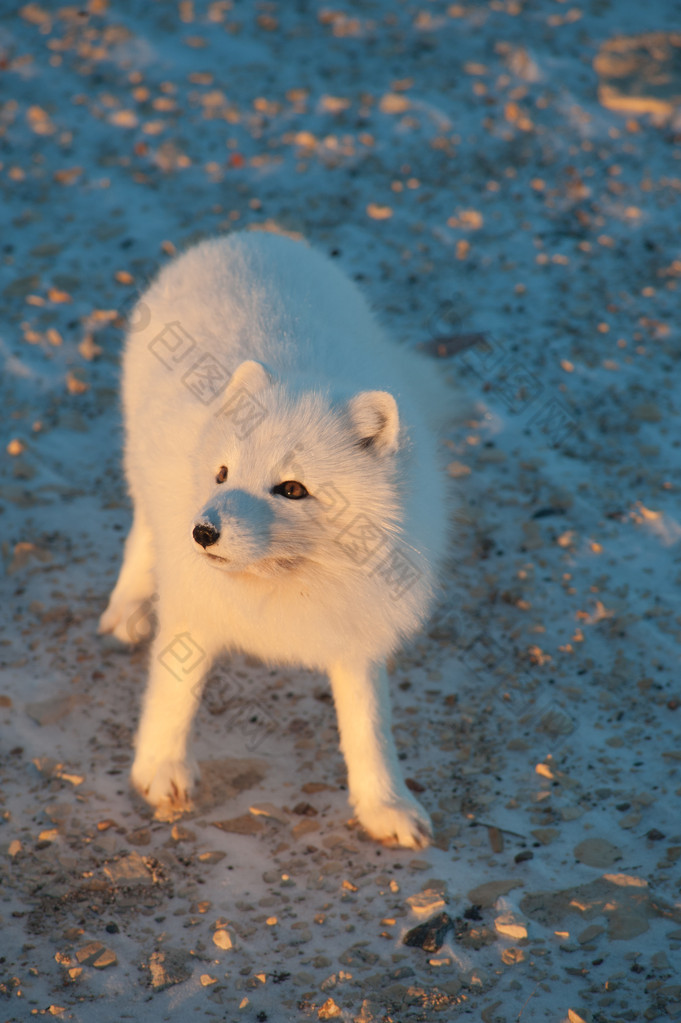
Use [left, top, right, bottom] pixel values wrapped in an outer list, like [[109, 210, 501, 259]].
[[1, 2, 680, 1021]]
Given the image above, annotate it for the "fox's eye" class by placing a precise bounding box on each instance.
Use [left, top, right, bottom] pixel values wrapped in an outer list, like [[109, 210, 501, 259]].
[[216, 466, 228, 484], [272, 480, 308, 500]]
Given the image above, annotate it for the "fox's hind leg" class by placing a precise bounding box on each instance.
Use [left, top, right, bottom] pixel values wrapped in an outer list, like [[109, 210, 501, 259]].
[[99, 510, 156, 644]]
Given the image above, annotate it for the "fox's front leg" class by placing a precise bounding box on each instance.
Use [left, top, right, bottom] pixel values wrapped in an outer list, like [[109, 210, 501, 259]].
[[329, 660, 432, 849], [131, 623, 212, 817]]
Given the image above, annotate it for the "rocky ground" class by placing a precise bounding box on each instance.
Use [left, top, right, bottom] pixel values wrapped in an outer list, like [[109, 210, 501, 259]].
[[0, 2, 680, 1021]]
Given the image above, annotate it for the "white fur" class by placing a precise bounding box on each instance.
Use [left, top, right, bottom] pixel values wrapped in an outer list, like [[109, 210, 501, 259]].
[[99, 231, 450, 848]]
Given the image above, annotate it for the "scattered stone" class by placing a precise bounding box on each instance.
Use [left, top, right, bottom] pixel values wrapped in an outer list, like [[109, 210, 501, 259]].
[[447, 461, 471, 478], [213, 929, 233, 950], [211, 814, 266, 836], [488, 826, 503, 853], [92, 948, 117, 969], [316, 1002, 339, 1018], [494, 914, 528, 940], [521, 875, 681, 941], [292, 818, 320, 839], [170, 824, 196, 842], [249, 802, 289, 824], [76, 941, 105, 965], [537, 706, 574, 737], [32, 757, 84, 786], [26, 693, 89, 726], [403, 912, 454, 953], [127, 828, 151, 846], [531, 828, 559, 845], [574, 838, 622, 868], [646, 828, 666, 841], [467, 879, 524, 908], [408, 860, 431, 871], [406, 889, 447, 917], [292, 801, 318, 816], [196, 757, 267, 812], [578, 924, 605, 944], [339, 944, 379, 967], [197, 850, 227, 864], [103, 851, 152, 885], [144, 948, 193, 990]]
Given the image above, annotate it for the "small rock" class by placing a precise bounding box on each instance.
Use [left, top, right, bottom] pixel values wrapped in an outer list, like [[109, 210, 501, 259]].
[[92, 948, 117, 969], [249, 802, 289, 824], [537, 706, 574, 737], [408, 859, 431, 871], [170, 824, 196, 842], [467, 879, 523, 907], [318, 997, 343, 1019], [447, 461, 471, 478], [403, 912, 454, 952], [632, 401, 661, 422], [213, 929, 233, 950], [574, 838, 622, 868], [406, 889, 446, 917], [608, 913, 649, 941], [292, 818, 320, 839], [531, 828, 559, 845], [494, 914, 528, 940], [103, 851, 152, 885], [578, 924, 604, 945], [76, 942, 105, 965], [292, 801, 318, 816], [211, 814, 266, 836], [197, 850, 226, 863], [26, 693, 88, 726], [127, 828, 151, 846], [144, 948, 192, 990]]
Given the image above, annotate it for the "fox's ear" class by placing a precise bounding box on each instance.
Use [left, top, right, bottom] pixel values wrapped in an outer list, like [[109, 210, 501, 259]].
[[348, 390, 400, 455], [225, 359, 272, 396]]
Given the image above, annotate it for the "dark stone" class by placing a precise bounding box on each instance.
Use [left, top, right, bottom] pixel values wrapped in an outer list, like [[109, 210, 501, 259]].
[[402, 912, 454, 952]]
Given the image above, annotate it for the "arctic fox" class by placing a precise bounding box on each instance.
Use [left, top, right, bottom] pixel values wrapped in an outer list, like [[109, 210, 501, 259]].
[[99, 231, 450, 849]]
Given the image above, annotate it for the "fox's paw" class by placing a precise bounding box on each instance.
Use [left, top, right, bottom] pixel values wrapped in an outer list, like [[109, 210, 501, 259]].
[[98, 596, 155, 645], [354, 793, 432, 850], [130, 756, 199, 820]]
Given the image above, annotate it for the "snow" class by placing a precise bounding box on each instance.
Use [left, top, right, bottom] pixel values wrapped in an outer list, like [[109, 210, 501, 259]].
[[0, 1, 680, 1021]]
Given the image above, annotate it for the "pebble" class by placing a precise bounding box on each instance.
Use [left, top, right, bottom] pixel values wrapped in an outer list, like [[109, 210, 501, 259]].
[[26, 694, 89, 726], [574, 838, 622, 868], [103, 851, 152, 884], [494, 914, 528, 940], [145, 948, 193, 990], [249, 802, 290, 824], [467, 880, 524, 908], [402, 912, 454, 953], [213, 929, 233, 950], [406, 890, 447, 917], [211, 814, 266, 836]]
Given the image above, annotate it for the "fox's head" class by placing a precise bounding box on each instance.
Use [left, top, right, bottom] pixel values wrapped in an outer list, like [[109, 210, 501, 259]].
[[190, 359, 408, 581]]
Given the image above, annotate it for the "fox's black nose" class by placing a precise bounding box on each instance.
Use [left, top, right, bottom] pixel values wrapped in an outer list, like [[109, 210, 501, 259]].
[[193, 522, 220, 549]]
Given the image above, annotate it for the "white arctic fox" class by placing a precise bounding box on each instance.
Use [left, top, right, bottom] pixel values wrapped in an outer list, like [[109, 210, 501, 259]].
[[99, 231, 450, 849]]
